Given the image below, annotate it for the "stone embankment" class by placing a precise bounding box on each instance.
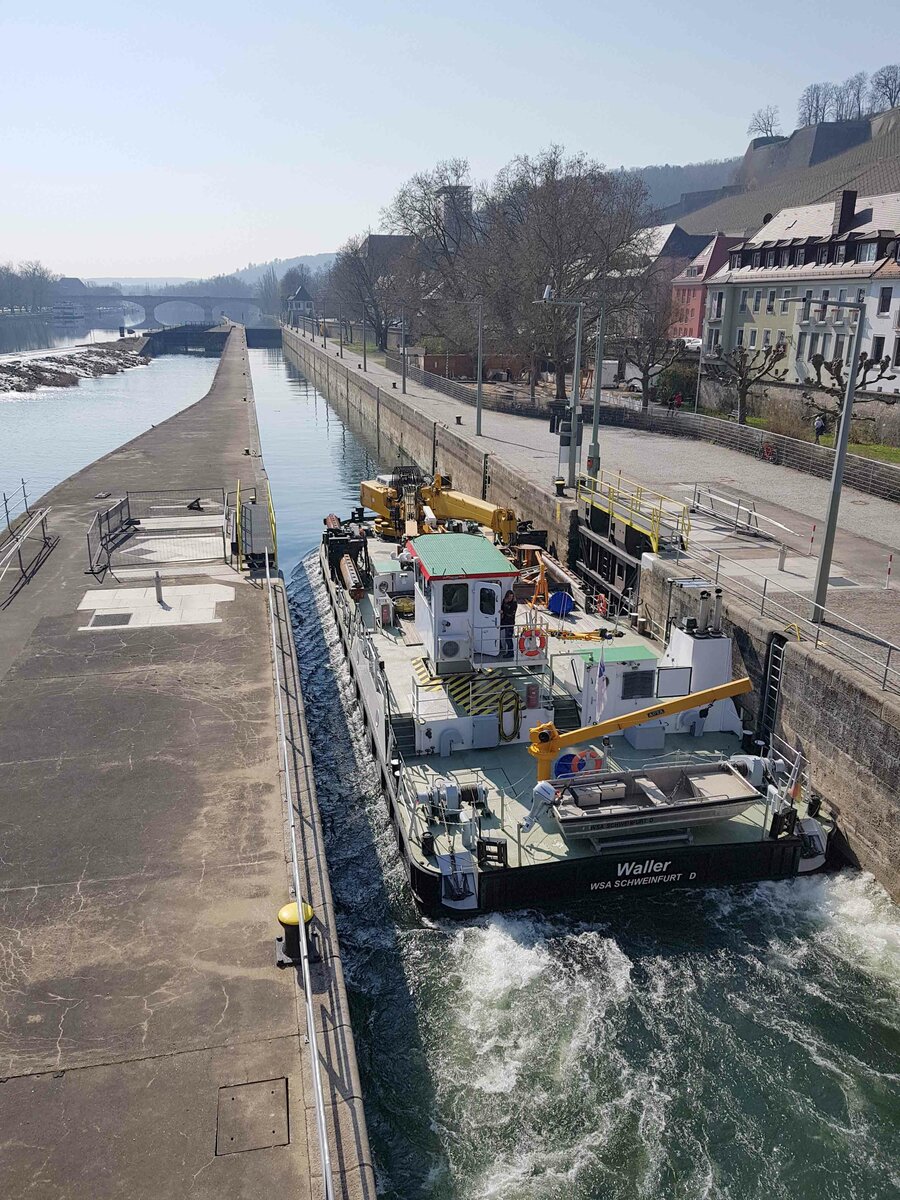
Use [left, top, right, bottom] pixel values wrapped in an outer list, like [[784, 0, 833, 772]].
[[0, 339, 147, 393]]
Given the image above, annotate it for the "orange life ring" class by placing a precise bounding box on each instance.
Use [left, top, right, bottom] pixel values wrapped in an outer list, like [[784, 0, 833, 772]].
[[518, 628, 547, 657], [571, 747, 604, 774]]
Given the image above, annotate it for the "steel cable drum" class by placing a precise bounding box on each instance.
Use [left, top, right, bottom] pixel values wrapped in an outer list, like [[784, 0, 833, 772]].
[[548, 590, 574, 617]]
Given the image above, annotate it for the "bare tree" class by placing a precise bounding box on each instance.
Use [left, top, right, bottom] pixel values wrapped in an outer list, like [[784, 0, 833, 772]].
[[830, 79, 855, 123], [844, 71, 869, 118], [325, 234, 413, 350], [802, 351, 897, 433], [615, 268, 686, 411], [797, 82, 833, 126], [254, 265, 280, 316], [17, 261, 57, 312], [869, 63, 900, 111], [704, 343, 789, 425], [747, 105, 781, 138]]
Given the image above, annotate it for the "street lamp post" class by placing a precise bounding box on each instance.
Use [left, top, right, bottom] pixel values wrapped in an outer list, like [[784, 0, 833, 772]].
[[587, 308, 605, 478], [362, 310, 367, 372], [810, 299, 866, 623], [535, 286, 585, 488], [338, 305, 343, 358], [400, 306, 407, 394], [475, 297, 484, 437]]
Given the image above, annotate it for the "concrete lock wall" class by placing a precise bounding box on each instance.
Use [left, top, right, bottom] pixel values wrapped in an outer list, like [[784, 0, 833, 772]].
[[640, 555, 900, 900], [282, 327, 578, 562]]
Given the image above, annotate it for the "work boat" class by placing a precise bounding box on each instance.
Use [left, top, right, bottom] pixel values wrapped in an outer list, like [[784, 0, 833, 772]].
[[320, 470, 832, 915]]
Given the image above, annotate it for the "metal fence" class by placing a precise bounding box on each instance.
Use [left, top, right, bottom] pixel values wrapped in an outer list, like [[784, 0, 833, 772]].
[[383, 352, 542, 411], [1, 479, 53, 600], [264, 553, 335, 1200], [87, 488, 229, 573], [125, 487, 226, 520], [670, 540, 900, 693]]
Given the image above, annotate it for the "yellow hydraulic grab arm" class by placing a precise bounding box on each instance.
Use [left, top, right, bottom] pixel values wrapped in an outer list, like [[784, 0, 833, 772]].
[[424, 475, 517, 544], [528, 677, 753, 781]]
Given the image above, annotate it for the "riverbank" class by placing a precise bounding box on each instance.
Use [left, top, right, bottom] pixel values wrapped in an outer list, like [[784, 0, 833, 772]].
[[0, 337, 147, 392]]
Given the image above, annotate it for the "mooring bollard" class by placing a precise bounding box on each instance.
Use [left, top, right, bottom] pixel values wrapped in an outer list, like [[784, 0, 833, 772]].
[[154, 571, 163, 605], [777, 544, 787, 571], [275, 900, 315, 967]]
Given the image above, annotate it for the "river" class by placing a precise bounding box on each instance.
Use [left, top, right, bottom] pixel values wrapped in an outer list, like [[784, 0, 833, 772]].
[[3, 343, 897, 1200]]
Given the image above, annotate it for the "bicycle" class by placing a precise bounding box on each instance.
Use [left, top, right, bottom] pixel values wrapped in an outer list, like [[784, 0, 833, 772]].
[[756, 439, 780, 465]]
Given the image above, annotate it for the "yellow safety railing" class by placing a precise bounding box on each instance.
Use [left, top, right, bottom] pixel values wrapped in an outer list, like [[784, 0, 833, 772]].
[[266, 479, 278, 567], [576, 470, 690, 553]]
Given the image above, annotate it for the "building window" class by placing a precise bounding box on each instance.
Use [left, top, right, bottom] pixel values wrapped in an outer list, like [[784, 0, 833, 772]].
[[808, 333, 819, 360], [763, 329, 772, 347], [736, 327, 744, 347], [780, 249, 791, 267], [796, 332, 807, 359], [748, 329, 757, 348], [856, 242, 877, 263], [780, 288, 792, 313], [739, 289, 749, 312], [802, 289, 813, 320], [752, 251, 762, 268], [729, 254, 740, 270], [776, 329, 787, 345], [835, 244, 846, 264], [794, 246, 806, 266], [835, 334, 845, 362], [878, 287, 893, 315], [872, 335, 885, 362], [818, 289, 830, 321], [893, 336, 900, 367], [821, 333, 830, 359], [766, 250, 776, 268], [816, 245, 829, 265], [753, 289, 762, 313], [714, 291, 724, 318], [766, 289, 776, 314]]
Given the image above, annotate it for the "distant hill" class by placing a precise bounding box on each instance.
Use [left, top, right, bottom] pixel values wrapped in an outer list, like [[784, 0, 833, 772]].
[[627, 159, 742, 210], [232, 254, 335, 286]]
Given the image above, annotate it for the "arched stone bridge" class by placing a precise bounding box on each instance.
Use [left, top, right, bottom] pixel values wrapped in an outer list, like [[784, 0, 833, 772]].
[[85, 295, 262, 328]]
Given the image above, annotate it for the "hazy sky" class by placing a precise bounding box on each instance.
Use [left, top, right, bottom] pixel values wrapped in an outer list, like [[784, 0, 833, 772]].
[[2, 0, 897, 278]]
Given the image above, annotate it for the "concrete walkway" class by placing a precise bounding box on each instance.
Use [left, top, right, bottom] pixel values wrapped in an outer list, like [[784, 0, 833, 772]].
[[0, 329, 370, 1197], [298, 333, 900, 641]]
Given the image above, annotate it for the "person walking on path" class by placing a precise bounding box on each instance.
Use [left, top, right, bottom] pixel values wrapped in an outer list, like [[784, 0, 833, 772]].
[[673, 391, 683, 412], [500, 589, 517, 658], [814, 414, 826, 444]]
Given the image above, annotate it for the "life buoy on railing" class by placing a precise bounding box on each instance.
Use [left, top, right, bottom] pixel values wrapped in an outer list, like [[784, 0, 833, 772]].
[[571, 747, 604, 774], [518, 628, 547, 657]]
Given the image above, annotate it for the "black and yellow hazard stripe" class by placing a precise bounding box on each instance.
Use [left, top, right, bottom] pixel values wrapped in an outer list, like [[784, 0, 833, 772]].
[[412, 658, 513, 716]]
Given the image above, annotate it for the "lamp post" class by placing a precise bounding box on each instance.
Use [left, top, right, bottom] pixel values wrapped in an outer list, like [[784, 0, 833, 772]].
[[475, 297, 484, 436], [362, 310, 367, 372], [535, 286, 584, 488], [587, 308, 606, 478], [400, 305, 407, 394], [773, 295, 867, 622], [338, 305, 343, 358]]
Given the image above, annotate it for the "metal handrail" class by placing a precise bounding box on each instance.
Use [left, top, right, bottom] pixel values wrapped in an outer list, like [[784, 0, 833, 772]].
[[577, 471, 691, 552], [672, 540, 900, 691], [264, 553, 335, 1200]]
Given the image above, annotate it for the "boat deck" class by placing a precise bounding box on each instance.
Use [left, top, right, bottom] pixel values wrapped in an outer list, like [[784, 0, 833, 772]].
[[401, 734, 773, 872]]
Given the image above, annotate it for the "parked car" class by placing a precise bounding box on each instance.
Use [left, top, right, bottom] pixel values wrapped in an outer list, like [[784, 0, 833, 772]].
[[681, 337, 702, 352]]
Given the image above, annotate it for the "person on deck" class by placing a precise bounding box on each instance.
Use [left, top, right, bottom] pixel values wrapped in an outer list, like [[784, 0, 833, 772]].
[[500, 589, 517, 658]]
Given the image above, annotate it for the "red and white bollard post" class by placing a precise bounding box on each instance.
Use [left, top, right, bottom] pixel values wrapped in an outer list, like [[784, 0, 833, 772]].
[[808, 524, 816, 557], [886, 553, 893, 590]]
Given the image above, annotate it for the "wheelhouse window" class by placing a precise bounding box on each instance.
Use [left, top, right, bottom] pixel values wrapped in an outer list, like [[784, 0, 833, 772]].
[[442, 583, 469, 614], [479, 587, 497, 615]]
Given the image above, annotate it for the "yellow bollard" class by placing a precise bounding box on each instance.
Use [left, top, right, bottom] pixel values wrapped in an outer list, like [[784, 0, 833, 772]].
[[277, 900, 314, 962]]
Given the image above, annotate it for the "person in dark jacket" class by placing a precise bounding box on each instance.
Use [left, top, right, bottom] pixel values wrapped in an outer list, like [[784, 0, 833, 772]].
[[500, 589, 517, 658]]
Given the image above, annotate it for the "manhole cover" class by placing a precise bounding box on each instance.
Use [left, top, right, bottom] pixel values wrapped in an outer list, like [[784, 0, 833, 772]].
[[91, 613, 132, 627], [216, 1078, 289, 1155]]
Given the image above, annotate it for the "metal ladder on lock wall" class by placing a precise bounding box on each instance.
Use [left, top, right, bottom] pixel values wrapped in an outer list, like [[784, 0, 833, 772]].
[[760, 636, 786, 737]]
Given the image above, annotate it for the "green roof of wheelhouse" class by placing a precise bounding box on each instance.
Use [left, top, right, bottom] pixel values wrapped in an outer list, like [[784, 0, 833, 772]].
[[407, 534, 518, 579]]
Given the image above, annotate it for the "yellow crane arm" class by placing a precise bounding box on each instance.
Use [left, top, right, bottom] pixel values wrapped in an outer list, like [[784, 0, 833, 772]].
[[359, 480, 395, 520], [528, 677, 752, 781], [424, 477, 517, 544]]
